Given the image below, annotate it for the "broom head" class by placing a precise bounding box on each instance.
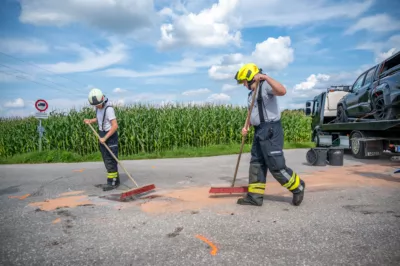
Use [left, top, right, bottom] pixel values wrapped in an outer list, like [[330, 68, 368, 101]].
[[119, 184, 156, 200], [209, 186, 248, 194]]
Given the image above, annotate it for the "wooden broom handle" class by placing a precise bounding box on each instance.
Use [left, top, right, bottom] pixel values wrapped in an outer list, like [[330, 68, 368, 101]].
[[231, 82, 259, 187]]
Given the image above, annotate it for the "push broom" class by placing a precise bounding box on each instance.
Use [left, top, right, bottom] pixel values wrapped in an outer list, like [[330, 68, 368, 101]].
[[209, 80, 259, 194], [87, 123, 155, 201]]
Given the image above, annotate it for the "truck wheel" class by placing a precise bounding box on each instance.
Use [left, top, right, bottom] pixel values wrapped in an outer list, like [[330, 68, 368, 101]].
[[350, 131, 381, 159], [350, 131, 366, 159], [373, 94, 397, 120]]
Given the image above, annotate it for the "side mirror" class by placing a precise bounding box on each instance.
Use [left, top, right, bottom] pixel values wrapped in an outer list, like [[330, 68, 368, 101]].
[[305, 107, 311, 116]]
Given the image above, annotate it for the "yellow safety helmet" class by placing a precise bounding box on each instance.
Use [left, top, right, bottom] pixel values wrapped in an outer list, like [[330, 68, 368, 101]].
[[234, 63, 260, 84]]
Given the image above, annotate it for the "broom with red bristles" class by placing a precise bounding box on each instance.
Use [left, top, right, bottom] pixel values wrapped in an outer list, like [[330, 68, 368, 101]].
[[209, 80, 259, 194], [87, 123, 155, 201]]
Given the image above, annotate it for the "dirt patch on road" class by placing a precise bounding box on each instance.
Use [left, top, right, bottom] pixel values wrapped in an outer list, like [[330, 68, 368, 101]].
[[138, 163, 400, 214], [139, 186, 234, 214], [29, 192, 93, 211], [300, 164, 400, 189]]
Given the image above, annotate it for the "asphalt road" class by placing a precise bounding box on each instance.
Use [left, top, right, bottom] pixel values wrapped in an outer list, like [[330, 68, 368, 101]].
[[1, 149, 399, 266]]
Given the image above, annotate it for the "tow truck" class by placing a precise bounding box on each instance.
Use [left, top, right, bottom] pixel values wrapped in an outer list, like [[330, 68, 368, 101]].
[[305, 85, 400, 159]]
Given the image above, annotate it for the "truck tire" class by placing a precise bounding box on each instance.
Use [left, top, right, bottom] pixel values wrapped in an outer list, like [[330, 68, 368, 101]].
[[350, 131, 366, 159], [350, 131, 380, 159], [373, 94, 398, 120]]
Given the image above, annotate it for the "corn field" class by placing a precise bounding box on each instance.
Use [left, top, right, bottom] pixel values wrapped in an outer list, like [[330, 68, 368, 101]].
[[0, 104, 311, 157]]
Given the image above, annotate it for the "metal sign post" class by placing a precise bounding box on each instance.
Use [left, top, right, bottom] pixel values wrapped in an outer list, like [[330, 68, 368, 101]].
[[34, 99, 49, 152]]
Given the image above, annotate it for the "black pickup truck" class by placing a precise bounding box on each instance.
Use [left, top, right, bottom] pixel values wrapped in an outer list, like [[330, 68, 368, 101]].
[[336, 51, 400, 122]]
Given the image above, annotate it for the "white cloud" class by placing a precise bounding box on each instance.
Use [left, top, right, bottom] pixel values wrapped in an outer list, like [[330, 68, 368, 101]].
[[356, 35, 400, 52], [113, 88, 127, 93], [233, 0, 373, 28], [4, 98, 25, 108], [0, 71, 23, 83], [0, 109, 35, 118], [140, 77, 180, 85], [251, 36, 294, 71], [0, 38, 49, 54], [280, 102, 307, 111], [122, 92, 178, 104], [294, 74, 331, 91], [156, 0, 373, 50], [345, 14, 400, 35], [157, 0, 242, 50], [169, 55, 224, 68], [207, 93, 231, 102], [375, 48, 398, 63], [18, 0, 157, 33], [96, 92, 178, 107], [355, 34, 400, 63], [221, 83, 241, 92], [109, 98, 125, 106], [300, 37, 322, 46], [46, 98, 89, 113], [208, 36, 295, 81], [38, 40, 128, 74], [104, 54, 223, 78], [182, 88, 211, 96], [104, 66, 195, 78], [208, 64, 242, 80], [289, 69, 365, 102], [220, 53, 244, 65]]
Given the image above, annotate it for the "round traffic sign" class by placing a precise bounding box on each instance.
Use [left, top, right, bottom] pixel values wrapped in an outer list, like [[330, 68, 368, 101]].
[[35, 99, 48, 112]]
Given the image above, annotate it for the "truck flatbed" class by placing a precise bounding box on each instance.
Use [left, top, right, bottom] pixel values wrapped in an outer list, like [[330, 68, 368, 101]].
[[320, 119, 400, 131]]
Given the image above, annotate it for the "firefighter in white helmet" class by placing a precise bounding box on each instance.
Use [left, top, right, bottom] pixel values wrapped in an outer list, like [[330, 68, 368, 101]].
[[84, 88, 120, 191]]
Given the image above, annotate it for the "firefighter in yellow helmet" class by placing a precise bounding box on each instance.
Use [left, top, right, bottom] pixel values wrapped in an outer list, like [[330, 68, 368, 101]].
[[234, 63, 305, 206]]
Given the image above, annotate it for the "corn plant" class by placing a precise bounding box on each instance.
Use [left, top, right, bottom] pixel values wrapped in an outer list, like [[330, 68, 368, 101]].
[[0, 104, 311, 157]]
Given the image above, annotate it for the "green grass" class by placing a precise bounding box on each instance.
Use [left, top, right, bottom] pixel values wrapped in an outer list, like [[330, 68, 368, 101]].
[[0, 142, 315, 164]]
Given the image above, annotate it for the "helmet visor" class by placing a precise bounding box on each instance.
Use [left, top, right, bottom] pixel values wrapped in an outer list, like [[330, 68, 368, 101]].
[[234, 71, 246, 84], [90, 96, 104, 106]]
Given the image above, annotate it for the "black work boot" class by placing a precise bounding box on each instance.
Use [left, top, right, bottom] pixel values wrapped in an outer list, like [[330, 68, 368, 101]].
[[102, 174, 120, 191], [292, 180, 305, 206], [102, 184, 118, 191], [237, 194, 263, 206]]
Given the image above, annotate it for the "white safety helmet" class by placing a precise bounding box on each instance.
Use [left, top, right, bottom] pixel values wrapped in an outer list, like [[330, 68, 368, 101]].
[[88, 88, 105, 106]]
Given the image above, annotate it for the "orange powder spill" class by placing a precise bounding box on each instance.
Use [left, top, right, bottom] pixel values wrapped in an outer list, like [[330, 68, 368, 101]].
[[58, 191, 85, 197], [195, 234, 218, 256], [8, 193, 30, 200], [139, 164, 399, 214], [300, 164, 400, 189], [29, 195, 93, 211], [140, 187, 226, 214], [52, 218, 61, 224]]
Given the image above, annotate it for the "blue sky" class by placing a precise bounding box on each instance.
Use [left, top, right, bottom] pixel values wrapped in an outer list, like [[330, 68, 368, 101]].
[[1, 0, 399, 118]]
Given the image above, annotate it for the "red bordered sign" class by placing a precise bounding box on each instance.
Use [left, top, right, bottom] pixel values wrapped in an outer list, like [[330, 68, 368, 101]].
[[35, 99, 48, 112]]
